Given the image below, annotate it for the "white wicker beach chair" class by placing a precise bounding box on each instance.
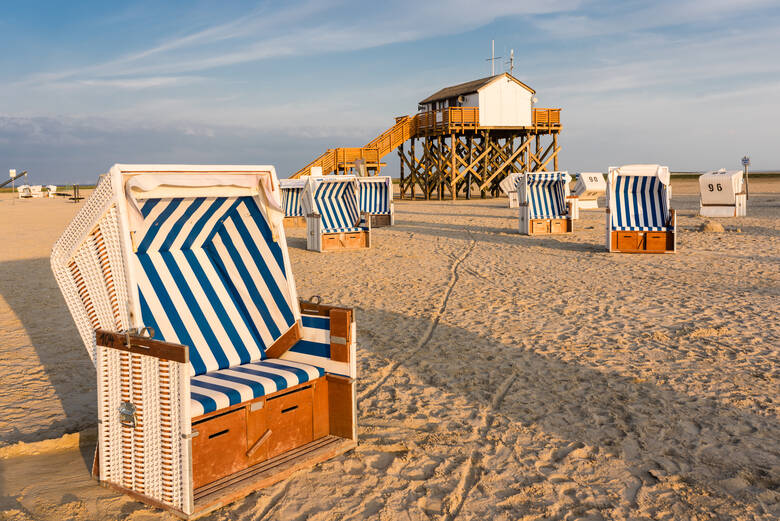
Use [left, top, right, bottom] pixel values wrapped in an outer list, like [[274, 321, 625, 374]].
[[698, 169, 746, 217], [572, 172, 606, 211], [301, 175, 370, 252], [46, 184, 58, 198], [51, 165, 358, 518], [18, 184, 32, 198], [357, 176, 394, 227], [517, 172, 576, 235], [499, 172, 522, 209], [280, 178, 308, 228], [606, 164, 676, 253]]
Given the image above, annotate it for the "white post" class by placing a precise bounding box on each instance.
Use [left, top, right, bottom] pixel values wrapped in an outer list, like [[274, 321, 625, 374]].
[[491, 40, 495, 76]]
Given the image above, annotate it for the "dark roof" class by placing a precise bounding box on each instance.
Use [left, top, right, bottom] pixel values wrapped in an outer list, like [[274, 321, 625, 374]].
[[419, 73, 535, 105]]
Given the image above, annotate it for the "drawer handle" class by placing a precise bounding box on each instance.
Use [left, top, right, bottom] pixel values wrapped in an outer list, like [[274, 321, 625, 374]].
[[281, 405, 298, 414], [247, 429, 272, 458], [208, 429, 229, 439]]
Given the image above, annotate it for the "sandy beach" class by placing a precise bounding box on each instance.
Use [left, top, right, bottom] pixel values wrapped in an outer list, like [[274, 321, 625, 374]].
[[0, 178, 778, 520]]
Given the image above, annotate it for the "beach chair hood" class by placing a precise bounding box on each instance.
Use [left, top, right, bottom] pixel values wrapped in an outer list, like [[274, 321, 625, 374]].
[[51, 165, 297, 373], [358, 176, 392, 216], [280, 178, 308, 218], [517, 171, 572, 219], [607, 164, 672, 231], [301, 176, 362, 232]]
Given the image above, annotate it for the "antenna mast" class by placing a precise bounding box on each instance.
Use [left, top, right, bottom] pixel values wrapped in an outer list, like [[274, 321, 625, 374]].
[[485, 40, 502, 76]]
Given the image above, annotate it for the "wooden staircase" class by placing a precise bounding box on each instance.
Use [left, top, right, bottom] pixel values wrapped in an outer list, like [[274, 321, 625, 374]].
[[290, 115, 417, 179]]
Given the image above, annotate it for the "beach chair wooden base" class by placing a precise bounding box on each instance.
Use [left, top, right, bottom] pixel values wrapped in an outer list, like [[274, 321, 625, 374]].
[[369, 214, 392, 227], [609, 230, 675, 253], [283, 216, 307, 228], [100, 436, 355, 520], [528, 218, 573, 235], [321, 230, 370, 251], [93, 372, 356, 520]]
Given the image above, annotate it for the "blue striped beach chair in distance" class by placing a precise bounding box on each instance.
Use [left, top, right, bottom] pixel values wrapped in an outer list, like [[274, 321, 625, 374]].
[[301, 175, 371, 252], [606, 164, 676, 253], [51, 165, 358, 517], [517, 171, 576, 235], [357, 176, 394, 227], [280, 177, 308, 228]]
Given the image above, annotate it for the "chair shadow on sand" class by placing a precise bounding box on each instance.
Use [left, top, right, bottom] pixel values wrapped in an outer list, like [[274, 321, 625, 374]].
[[0, 257, 97, 473], [391, 221, 604, 253], [1, 262, 777, 516], [353, 306, 780, 514]]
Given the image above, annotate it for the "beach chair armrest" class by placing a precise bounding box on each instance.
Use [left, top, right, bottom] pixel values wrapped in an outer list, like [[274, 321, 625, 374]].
[[299, 298, 354, 363], [95, 329, 188, 363]]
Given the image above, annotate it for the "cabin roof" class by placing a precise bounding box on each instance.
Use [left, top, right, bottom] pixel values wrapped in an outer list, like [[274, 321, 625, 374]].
[[419, 73, 535, 104]]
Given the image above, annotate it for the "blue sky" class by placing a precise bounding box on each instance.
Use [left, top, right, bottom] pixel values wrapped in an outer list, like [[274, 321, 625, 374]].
[[1, 0, 779, 183]]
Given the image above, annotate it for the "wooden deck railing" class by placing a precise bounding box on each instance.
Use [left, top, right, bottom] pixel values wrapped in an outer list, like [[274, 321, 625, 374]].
[[416, 107, 479, 133], [532, 108, 561, 127], [291, 106, 561, 178]]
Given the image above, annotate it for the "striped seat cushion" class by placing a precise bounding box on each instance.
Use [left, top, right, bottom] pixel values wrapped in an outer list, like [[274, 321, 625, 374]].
[[612, 176, 670, 231], [281, 186, 304, 217], [522, 173, 569, 219], [613, 225, 668, 231], [324, 226, 363, 233], [313, 181, 361, 233], [190, 358, 325, 417], [134, 196, 297, 377], [359, 180, 391, 215]]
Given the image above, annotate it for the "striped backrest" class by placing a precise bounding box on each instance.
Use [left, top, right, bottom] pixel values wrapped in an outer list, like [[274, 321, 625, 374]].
[[521, 173, 568, 219], [309, 179, 360, 232], [281, 186, 304, 216], [133, 196, 297, 376], [358, 178, 391, 215], [611, 176, 669, 230]]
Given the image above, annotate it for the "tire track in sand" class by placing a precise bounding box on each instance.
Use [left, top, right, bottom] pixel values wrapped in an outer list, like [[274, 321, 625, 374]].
[[441, 372, 518, 521], [358, 235, 477, 402]]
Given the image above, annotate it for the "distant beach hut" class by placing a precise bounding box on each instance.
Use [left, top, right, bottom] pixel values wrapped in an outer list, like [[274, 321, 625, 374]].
[[280, 177, 307, 228], [358, 176, 394, 227], [606, 164, 676, 253], [698, 169, 746, 217], [301, 175, 370, 251], [572, 172, 606, 211], [50, 164, 358, 517], [517, 171, 575, 235], [499, 172, 522, 208]]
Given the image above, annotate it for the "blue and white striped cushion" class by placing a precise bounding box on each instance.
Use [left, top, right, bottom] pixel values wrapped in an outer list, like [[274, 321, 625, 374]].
[[289, 314, 330, 358], [313, 181, 361, 233], [190, 358, 325, 417], [359, 180, 391, 215], [282, 187, 304, 217], [612, 176, 669, 231], [134, 196, 297, 377], [521, 173, 568, 219]]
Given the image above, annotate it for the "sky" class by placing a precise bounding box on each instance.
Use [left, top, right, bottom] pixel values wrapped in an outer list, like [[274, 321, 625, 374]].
[[1, 0, 779, 184]]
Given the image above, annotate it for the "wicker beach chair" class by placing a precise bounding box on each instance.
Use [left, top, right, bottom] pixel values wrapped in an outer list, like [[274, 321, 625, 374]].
[[606, 164, 676, 253], [51, 165, 358, 518], [572, 172, 606, 211], [280, 178, 307, 228], [698, 169, 746, 217], [517, 172, 576, 235], [357, 176, 394, 227], [499, 172, 522, 209], [301, 175, 370, 251], [46, 184, 58, 198]]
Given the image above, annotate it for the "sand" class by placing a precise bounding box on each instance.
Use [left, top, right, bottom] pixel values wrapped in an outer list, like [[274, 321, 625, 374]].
[[0, 178, 778, 520]]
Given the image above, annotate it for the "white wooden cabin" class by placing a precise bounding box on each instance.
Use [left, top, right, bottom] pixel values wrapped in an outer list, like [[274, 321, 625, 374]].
[[418, 73, 536, 127]]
